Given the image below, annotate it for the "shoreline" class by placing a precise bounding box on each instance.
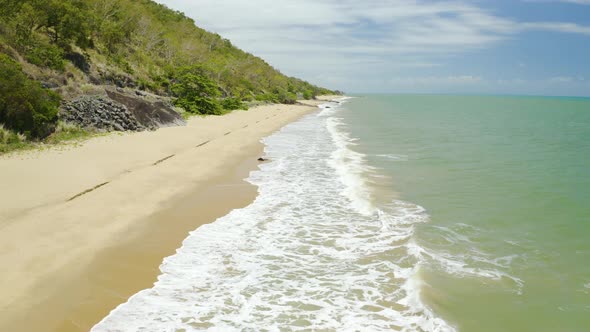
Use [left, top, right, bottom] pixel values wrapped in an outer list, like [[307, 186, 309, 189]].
[[0, 98, 337, 332]]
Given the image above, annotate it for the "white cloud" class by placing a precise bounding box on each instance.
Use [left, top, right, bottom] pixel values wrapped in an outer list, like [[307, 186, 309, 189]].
[[389, 75, 483, 85], [155, 0, 590, 93], [522, 22, 590, 34], [549, 76, 576, 83], [559, 0, 590, 4], [383, 75, 486, 93], [492, 76, 588, 96], [523, 0, 590, 4]]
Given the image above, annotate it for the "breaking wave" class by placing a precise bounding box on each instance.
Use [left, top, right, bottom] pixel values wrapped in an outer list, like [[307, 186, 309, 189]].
[[93, 98, 519, 331]]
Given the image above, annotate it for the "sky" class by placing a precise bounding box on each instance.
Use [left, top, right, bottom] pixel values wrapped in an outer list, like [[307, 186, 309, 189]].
[[155, 0, 590, 96]]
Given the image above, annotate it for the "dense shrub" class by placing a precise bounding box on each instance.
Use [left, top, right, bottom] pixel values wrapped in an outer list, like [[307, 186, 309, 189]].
[[255, 93, 279, 103], [24, 40, 65, 70], [0, 54, 60, 138], [277, 90, 297, 104], [171, 65, 222, 115], [302, 90, 314, 100], [221, 97, 248, 111]]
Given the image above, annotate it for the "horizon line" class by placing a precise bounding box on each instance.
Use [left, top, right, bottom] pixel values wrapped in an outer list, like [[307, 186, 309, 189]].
[[345, 92, 590, 99]]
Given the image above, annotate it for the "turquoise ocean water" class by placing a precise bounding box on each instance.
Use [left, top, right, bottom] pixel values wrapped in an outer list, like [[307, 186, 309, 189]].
[[94, 95, 589, 331], [343, 94, 590, 331]]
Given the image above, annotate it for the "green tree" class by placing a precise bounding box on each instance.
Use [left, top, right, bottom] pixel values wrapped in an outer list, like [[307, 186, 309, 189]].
[[18, 0, 90, 47], [0, 54, 60, 138], [87, 0, 137, 54], [171, 65, 222, 115], [0, 0, 20, 17], [10, 3, 37, 48]]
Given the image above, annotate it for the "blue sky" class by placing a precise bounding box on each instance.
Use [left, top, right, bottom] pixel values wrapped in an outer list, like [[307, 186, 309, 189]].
[[156, 0, 590, 96]]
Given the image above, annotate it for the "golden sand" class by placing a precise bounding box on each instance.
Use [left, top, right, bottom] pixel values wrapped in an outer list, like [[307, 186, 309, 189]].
[[0, 99, 332, 331]]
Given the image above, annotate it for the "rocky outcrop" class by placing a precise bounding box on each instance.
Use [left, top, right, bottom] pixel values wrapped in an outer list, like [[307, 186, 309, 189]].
[[61, 96, 144, 131], [64, 52, 91, 73], [61, 90, 186, 132], [106, 90, 185, 129], [88, 70, 136, 89]]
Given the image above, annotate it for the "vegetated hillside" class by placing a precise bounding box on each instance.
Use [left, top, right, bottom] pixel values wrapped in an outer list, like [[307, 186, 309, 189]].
[[0, 0, 337, 151]]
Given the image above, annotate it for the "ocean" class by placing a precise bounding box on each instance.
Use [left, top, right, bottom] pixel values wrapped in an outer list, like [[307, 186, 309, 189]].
[[93, 94, 590, 331]]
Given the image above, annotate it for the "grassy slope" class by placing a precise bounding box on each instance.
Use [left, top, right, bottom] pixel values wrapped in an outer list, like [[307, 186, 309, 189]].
[[0, 0, 337, 153]]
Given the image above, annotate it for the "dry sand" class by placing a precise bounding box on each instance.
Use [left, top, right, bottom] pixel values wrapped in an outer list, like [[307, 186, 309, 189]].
[[0, 98, 334, 331]]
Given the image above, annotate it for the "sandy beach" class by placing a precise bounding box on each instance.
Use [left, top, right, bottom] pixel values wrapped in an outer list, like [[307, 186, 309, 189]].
[[0, 99, 333, 332]]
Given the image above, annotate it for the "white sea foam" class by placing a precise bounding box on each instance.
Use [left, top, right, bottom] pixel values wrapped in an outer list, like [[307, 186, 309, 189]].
[[317, 103, 339, 117], [326, 116, 377, 216], [376, 154, 409, 162], [91, 99, 488, 332]]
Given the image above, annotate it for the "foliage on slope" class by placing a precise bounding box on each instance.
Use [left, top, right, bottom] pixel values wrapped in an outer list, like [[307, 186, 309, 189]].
[[0, 54, 60, 138], [0, 0, 336, 142]]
